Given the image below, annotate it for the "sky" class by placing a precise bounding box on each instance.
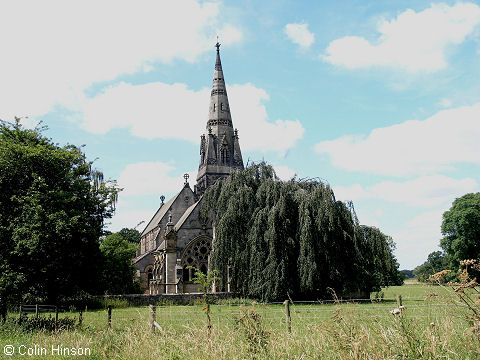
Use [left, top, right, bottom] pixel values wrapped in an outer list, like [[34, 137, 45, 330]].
[[1, 0, 479, 270]]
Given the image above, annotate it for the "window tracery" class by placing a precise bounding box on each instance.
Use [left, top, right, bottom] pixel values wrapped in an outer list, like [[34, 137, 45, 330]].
[[181, 236, 212, 282]]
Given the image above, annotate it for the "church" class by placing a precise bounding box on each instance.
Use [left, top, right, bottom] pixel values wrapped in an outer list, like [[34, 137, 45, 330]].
[[134, 43, 244, 294]]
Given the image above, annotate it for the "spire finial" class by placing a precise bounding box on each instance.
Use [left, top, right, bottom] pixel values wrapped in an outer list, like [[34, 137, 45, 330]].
[[215, 36, 220, 52]]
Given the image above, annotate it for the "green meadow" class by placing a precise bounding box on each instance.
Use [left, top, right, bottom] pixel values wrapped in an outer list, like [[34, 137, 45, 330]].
[[1, 284, 479, 359]]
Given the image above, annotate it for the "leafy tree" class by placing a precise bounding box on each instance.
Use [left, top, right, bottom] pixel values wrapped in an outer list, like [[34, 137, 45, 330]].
[[413, 251, 449, 282], [118, 228, 141, 244], [399, 270, 414, 279], [100, 231, 139, 294], [200, 162, 401, 301], [0, 119, 120, 309], [440, 193, 480, 268], [354, 225, 403, 292], [188, 266, 219, 336]]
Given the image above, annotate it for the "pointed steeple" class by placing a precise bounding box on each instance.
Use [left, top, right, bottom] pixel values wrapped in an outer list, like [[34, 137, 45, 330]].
[[195, 43, 244, 196], [208, 42, 233, 132]]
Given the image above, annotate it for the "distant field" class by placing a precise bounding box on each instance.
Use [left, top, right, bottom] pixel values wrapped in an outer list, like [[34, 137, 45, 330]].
[[1, 283, 478, 359], [374, 282, 451, 299]]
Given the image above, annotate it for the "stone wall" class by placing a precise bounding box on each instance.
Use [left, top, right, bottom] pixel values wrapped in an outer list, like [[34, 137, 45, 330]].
[[102, 292, 235, 306]]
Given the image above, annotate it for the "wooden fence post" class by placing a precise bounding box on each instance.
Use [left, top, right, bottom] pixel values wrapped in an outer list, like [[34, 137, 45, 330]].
[[107, 305, 112, 329], [284, 300, 291, 333], [149, 305, 156, 333], [397, 295, 403, 307], [207, 303, 212, 337], [78, 310, 83, 327], [35, 304, 39, 318], [55, 306, 58, 329]]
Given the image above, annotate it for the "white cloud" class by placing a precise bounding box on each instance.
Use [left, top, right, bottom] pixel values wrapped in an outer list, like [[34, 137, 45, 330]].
[[314, 103, 480, 177], [391, 210, 444, 269], [322, 3, 480, 72], [108, 163, 197, 231], [375, 209, 384, 217], [219, 24, 244, 45], [284, 23, 315, 48], [0, 0, 242, 120], [371, 176, 477, 207], [78, 81, 304, 153], [81, 82, 209, 141], [118, 162, 195, 196], [334, 175, 478, 208], [333, 184, 371, 203], [438, 98, 453, 108], [229, 84, 305, 152], [108, 207, 156, 233], [273, 165, 297, 180]]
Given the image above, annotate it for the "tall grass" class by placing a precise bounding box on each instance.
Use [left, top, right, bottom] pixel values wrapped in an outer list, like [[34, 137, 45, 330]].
[[1, 285, 479, 359]]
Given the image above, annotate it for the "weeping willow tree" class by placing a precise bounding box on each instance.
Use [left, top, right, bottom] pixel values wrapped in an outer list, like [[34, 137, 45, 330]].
[[200, 162, 402, 301]]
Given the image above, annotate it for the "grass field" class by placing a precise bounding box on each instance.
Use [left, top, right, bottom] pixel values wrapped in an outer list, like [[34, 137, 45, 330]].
[[1, 284, 479, 359]]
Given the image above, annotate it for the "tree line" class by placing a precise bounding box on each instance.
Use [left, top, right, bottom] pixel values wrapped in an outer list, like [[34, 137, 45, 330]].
[[200, 162, 402, 301]]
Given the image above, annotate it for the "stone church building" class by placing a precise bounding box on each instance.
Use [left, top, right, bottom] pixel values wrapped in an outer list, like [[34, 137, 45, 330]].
[[134, 43, 244, 294]]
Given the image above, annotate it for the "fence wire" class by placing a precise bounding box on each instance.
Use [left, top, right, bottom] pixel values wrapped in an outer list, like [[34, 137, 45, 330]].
[[13, 297, 468, 333], [147, 298, 467, 333]]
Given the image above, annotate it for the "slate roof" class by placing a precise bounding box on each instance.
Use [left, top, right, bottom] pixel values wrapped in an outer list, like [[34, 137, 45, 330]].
[[174, 199, 201, 231], [134, 250, 152, 263], [140, 191, 182, 236]]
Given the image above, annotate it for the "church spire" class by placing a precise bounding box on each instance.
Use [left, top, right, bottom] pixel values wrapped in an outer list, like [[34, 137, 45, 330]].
[[195, 43, 244, 196], [208, 41, 233, 132]]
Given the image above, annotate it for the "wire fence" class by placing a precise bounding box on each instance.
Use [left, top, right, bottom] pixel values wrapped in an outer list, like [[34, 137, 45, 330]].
[[147, 296, 466, 333], [13, 296, 467, 333]]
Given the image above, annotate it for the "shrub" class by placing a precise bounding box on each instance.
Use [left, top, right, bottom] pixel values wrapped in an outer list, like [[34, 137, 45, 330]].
[[14, 314, 77, 332], [233, 307, 269, 353]]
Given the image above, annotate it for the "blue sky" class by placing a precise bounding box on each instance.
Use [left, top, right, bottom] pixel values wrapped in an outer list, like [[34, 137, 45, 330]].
[[2, 0, 480, 269]]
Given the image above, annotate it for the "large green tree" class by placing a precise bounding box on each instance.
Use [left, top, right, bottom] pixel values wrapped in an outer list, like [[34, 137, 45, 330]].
[[200, 162, 402, 301], [118, 227, 141, 244], [441, 193, 480, 268], [0, 119, 120, 308], [100, 229, 139, 294], [413, 251, 449, 282]]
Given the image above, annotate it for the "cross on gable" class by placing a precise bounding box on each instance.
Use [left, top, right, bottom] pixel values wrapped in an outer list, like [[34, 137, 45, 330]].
[[183, 173, 190, 184]]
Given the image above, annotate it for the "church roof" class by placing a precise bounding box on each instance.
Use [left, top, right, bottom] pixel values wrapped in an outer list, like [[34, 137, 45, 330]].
[[140, 191, 182, 236], [134, 249, 151, 263], [174, 199, 201, 231]]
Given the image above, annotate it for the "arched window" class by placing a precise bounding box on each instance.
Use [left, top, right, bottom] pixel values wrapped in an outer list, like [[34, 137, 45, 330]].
[[181, 236, 212, 282]]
